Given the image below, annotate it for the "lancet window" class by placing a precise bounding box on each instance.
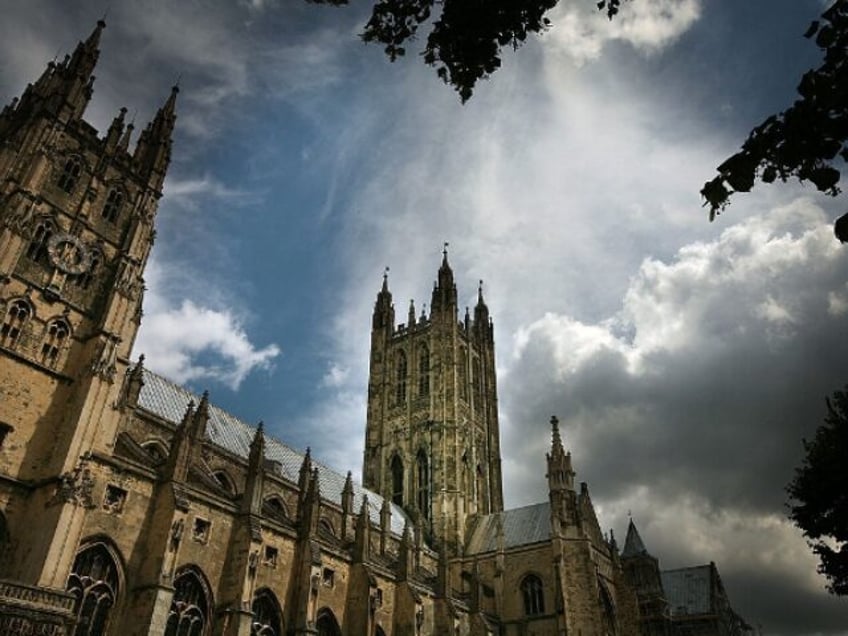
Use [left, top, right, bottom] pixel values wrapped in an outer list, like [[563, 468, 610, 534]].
[[418, 343, 430, 397], [251, 588, 284, 636], [316, 609, 341, 636], [41, 318, 70, 367], [416, 450, 430, 519], [391, 455, 404, 506], [1, 300, 31, 349], [102, 188, 124, 223], [58, 156, 83, 194], [66, 542, 121, 636], [395, 350, 407, 405], [165, 567, 211, 636], [521, 574, 545, 616]]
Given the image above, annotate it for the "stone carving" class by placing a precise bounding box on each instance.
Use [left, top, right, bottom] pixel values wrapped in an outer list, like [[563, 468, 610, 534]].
[[89, 335, 119, 382], [50, 457, 95, 509]]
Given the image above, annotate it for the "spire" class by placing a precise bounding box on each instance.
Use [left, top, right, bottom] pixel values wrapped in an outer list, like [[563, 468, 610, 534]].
[[243, 422, 266, 514], [123, 353, 145, 406], [622, 518, 649, 558], [408, 299, 416, 327], [431, 243, 458, 316], [354, 495, 371, 562], [546, 415, 574, 492], [67, 19, 105, 81], [191, 390, 210, 440], [53, 20, 105, 120], [133, 85, 179, 190], [372, 267, 394, 330], [248, 421, 265, 467], [473, 279, 491, 339], [105, 107, 127, 153]]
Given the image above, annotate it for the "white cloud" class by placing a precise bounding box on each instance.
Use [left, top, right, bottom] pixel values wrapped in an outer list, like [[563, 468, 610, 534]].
[[547, 0, 702, 63], [134, 261, 280, 391]]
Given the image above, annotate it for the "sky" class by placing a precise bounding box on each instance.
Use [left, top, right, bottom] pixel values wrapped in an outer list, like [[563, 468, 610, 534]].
[[2, 0, 847, 632]]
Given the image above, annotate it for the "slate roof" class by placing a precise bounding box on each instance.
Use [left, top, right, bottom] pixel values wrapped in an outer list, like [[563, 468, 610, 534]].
[[661, 565, 714, 616], [465, 502, 551, 554], [136, 368, 410, 535]]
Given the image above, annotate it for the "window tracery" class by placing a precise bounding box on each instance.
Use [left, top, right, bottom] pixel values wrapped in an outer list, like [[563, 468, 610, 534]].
[[521, 574, 545, 616], [418, 344, 429, 397], [1, 300, 31, 349], [251, 588, 283, 636], [57, 156, 83, 194], [165, 567, 211, 636], [316, 608, 341, 636], [41, 318, 70, 367], [102, 188, 124, 223], [66, 541, 122, 636], [395, 350, 407, 405]]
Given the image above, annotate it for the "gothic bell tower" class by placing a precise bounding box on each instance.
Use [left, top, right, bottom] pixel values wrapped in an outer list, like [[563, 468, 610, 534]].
[[363, 249, 504, 552], [0, 21, 177, 586]]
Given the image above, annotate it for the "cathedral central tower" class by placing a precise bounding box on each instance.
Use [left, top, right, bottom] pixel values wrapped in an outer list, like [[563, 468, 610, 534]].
[[363, 249, 503, 552]]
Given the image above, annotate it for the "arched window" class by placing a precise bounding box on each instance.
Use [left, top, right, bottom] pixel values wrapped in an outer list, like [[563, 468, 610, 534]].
[[68, 249, 99, 290], [521, 574, 545, 616], [262, 496, 288, 522], [395, 350, 407, 405], [391, 455, 404, 506], [41, 318, 70, 367], [26, 219, 54, 263], [102, 188, 124, 223], [599, 581, 617, 635], [66, 541, 122, 636], [0, 511, 9, 570], [1, 299, 31, 348], [473, 357, 483, 403], [142, 440, 168, 463], [418, 344, 430, 398], [165, 567, 212, 636], [57, 156, 83, 194], [416, 450, 430, 520], [212, 470, 236, 496], [316, 608, 341, 636], [251, 588, 284, 636]]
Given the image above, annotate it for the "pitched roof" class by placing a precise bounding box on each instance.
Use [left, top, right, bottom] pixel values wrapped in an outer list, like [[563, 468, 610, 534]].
[[465, 502, 551, 554], [621, 518, 649, 558], [136, 368, 410, 535]]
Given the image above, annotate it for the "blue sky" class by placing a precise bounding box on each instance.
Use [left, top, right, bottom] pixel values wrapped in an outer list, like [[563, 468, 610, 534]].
[[2, 1, 848, 632]]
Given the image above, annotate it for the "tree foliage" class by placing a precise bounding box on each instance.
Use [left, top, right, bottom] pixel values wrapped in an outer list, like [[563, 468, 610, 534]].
[[701, 0, 848, 242], [787, 386, 848, 595], [308, 0, 626, 102], [310, 0, 847, 240]]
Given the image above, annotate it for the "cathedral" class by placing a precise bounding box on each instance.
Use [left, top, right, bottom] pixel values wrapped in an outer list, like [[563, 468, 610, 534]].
[[0, 22, 752, 636]]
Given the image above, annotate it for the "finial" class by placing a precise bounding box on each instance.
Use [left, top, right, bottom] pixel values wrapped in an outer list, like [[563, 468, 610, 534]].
[[257, 420, 264, 433], [443, 241, 449, 256], [550, 415, 563, 449], [137, 353, 145, 364]]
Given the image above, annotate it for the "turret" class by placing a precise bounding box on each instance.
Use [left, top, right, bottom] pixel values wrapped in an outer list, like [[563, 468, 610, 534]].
[[474, 280, 493, 342], [430, 244, 457, 317], [371, 269, 394, 331], [134, 85, 178, 191], [546, 416, 575, 493], [242, 422, 266, 515]]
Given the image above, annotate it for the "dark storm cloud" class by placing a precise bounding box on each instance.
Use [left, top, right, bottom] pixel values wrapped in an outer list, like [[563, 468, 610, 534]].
[[500, 199, 848, 632]]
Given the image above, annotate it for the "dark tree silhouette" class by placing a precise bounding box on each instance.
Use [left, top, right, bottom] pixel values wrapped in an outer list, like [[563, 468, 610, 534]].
[[787, 385, 848, 596], [309, 0, 847, 239], [702, 0, 848, 242], [307, 0, 625, 102]]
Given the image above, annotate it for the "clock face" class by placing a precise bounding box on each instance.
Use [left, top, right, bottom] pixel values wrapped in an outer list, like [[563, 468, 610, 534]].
[[46, 232, 91, 275]]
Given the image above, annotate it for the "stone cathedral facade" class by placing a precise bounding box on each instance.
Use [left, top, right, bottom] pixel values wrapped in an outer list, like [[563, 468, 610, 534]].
[[0, 22, 750, 636]]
